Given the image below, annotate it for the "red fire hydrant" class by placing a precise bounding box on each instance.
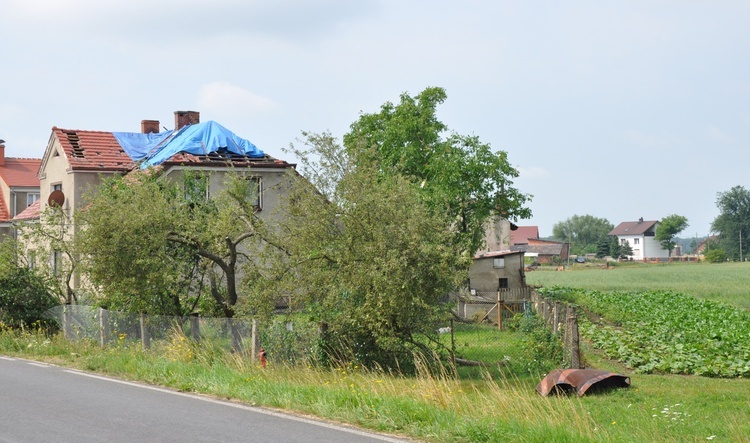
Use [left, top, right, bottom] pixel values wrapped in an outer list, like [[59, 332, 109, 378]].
[[258, 347, 267, 369]]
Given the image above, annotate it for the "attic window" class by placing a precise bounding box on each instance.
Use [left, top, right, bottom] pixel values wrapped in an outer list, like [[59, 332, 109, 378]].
[[65, 132, 85, 158]]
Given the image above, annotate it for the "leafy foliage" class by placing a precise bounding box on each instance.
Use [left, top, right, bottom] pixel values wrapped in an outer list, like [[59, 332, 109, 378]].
[[343, 87, 531, 254], [711, 185, 750, 260], [279, 132, 469, 371], [541, 287, 750, 377], [704, 249, 727, 263], [655, 214, 689, 256], [0, 241, 60, 328], [552, 215, 613, 255]]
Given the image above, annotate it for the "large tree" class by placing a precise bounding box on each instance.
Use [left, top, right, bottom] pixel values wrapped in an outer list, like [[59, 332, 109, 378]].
[[343, 87, 531, 254], [275, 132, 469, 370], [77, 169, 279, 318], [655, 214, 689, 257], [711, 185, 750, 260], [552, 215, 614, 255]]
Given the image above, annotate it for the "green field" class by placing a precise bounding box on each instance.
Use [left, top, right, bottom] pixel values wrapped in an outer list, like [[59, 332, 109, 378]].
[[526, 261, 750, 309]]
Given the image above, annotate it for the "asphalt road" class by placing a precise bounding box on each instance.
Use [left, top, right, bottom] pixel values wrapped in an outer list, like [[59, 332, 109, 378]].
[[0, 356, 411, 443]]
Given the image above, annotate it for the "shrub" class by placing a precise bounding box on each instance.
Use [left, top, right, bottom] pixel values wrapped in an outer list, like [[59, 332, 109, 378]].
[[0, 267, 59, 330], [705, 249, 727, 263]]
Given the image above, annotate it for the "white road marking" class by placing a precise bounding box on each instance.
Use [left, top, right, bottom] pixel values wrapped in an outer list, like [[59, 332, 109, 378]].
[[64, 369, 410, 442]]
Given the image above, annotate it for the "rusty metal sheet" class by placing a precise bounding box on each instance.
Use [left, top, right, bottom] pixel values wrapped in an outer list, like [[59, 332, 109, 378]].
[[536, 369, 630, 397]]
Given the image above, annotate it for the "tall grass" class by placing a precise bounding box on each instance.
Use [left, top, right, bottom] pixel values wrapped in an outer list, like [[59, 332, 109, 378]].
[[2, 326, 749, 442], [527, 261, 750, 309]]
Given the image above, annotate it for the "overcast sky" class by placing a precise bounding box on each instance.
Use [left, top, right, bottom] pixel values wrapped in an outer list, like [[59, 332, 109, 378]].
[[1, 1, 748, 238]]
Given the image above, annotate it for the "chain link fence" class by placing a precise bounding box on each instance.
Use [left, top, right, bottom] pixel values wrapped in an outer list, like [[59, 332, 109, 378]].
[[45, 296, 574, 377]]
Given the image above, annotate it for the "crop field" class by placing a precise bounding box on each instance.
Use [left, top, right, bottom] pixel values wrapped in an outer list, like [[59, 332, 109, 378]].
[[541, 287, 750, 377], [526, 261, 750, 309]]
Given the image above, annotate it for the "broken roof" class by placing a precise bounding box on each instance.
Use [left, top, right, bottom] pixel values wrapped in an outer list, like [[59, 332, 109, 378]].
[[51, 121, 291, 173], [113, 120, 265, 168]]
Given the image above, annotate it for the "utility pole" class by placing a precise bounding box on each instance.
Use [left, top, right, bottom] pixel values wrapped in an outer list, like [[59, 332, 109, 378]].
[[740, 230, 743, 262]]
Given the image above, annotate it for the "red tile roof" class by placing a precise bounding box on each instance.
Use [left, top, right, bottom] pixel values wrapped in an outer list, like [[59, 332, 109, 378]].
[[510, 226, 540, 245], [0, 158, 41, 187], [13, 199, 40, 221], [52, 127, 136, 172], [0, 191, 9, 222]]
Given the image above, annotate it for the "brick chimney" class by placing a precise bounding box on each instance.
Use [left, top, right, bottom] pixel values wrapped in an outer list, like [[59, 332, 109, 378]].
[[141, 120, 160, 134], [174, 111, 200, 130], [0, 139, 5, 166]]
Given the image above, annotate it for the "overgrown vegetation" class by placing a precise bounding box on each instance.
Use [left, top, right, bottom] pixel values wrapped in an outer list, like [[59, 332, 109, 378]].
[[540, 286, 750, 377], [2, 326, 749, 443]]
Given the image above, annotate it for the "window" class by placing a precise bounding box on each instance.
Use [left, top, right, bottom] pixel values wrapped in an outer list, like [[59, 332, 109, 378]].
[[634, 238, 640, 245], [498, 278, 509, 290], [493, 257, 505, 268], [184, 173, 209, 203], [247, 176, 262, 210], [27, 193, 40, 206], [51, 250, 62, 276]]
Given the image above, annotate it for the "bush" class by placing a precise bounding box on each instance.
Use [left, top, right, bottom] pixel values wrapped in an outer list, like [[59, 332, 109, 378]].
[[705, 249, 727, 263], [0, 267, 59, 330]]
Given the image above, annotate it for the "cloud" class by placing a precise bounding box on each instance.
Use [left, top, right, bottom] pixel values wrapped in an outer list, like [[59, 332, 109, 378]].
[[197, 82, 280, 115], [707, 125, 734, 144], [517, 166, 550, 179]]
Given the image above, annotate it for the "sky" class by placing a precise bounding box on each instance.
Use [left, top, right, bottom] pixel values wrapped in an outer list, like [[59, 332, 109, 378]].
[[1, 1, 749, 239]]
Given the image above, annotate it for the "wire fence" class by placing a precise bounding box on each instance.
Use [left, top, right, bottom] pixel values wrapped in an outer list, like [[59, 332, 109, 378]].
[[43, 306, 321, 366], [45, 295, 577, 376]]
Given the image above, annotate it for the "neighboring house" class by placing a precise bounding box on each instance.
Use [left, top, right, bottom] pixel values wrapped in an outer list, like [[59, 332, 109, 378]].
[[511, 238, 569, 264], [0, 140, 41, 240], [608, 218, 669, 261], [510, 225, 539, 246], [480, 216, 517, 252], [23, 110, 296, 291], [694, 235, 719, 256], [468, 250, 526, 296]]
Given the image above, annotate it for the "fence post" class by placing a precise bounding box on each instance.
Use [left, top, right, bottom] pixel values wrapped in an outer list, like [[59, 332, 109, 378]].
[[63, 304, 72, 340], [99, 308, 109, 348], [229, 318, 243, 353], [553, 301, 562, 334], [251, 319, 259, 363], [190, 314, 200, 341], [496, 291, 502, 331], [140, 313, 150, 349], [567, 307, 581, 369]]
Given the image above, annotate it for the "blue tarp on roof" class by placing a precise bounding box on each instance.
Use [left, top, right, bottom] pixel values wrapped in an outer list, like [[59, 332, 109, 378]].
[[113, 121, 264, 168]]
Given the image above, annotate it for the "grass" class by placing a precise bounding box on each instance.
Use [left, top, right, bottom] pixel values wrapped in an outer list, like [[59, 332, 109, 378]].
[[526, 261, 750, 309], [3, 325, 750, 442]]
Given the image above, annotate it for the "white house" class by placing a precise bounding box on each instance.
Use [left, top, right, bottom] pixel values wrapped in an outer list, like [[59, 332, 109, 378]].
[[609, 218, 669, 261]]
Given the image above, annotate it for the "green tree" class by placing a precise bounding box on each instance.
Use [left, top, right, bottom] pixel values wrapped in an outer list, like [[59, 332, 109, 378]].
[[78, 169, 280, 319], [618, 239, 633, 259], [711, 186, 750, 260], [595, 237, 610, 258], [277, 132, 469, 371], [552, 215, 614, 256], [609, 236, 621, 259], [17, 205, 81, 305], [77, 171, 207, 316], [0, 240, 58, 329], [656, 214, 689, 257], [343, 87, 531, 254]]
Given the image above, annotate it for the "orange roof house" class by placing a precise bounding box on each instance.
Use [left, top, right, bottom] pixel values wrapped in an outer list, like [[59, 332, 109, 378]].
[[0, 140, 41, 238]]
